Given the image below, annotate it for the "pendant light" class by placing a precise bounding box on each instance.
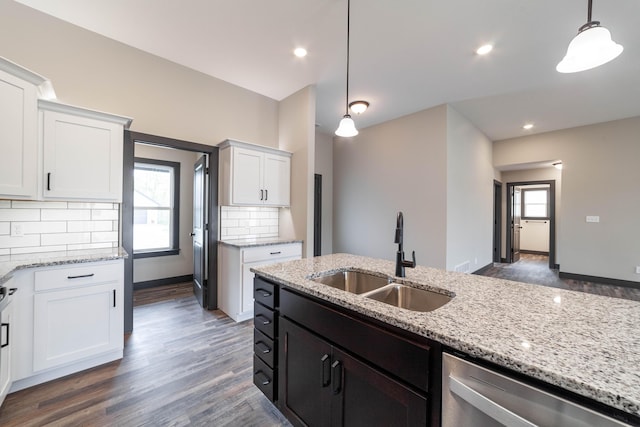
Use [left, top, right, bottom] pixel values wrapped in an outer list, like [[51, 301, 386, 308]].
[[556, 0, 623, 73], [335, 0, 358, 137]]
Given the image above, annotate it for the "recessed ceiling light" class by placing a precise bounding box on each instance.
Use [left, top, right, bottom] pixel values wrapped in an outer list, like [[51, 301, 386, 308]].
[[476, 44, 493, 55], [293, 47, 307, 58], [523, 123, 534, 130]]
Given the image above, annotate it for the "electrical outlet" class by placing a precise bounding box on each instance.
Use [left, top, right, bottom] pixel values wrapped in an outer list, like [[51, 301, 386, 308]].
[[11, 223, 24, 237], [636, 266, 640, 274], [586, 216, 600, 223]]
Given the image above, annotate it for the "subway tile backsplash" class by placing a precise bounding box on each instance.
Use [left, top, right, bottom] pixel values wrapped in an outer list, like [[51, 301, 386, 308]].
[[0, 200, 120, 255], [220, 206, 279, 240]]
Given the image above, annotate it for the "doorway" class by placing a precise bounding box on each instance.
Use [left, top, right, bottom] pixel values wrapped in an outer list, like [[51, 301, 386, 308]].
[[122, 131, 219, 333], [493, 180, 502, 263], [505, 180, 556, 269]]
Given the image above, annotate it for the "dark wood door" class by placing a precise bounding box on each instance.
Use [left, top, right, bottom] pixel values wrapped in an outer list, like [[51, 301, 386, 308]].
[[279, 317, 332, 427], [192, 155, 207, 307], [331, 347, 428, 427]]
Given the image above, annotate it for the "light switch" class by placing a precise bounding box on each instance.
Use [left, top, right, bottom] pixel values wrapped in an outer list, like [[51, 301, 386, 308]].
[[586, 216, 599, 223]]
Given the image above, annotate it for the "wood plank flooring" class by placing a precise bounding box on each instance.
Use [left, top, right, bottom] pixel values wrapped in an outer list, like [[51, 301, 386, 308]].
[[0, 283, 290, 427], [477, 253, 640, 301]]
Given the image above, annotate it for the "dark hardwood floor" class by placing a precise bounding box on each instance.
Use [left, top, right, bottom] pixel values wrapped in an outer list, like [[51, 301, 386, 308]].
[[0, 282, 290, 427], [478, 253, 640, 301]]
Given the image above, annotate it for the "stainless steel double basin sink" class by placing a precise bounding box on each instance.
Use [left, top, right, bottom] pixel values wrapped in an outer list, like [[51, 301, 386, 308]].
[[311, 270, 451, 312]]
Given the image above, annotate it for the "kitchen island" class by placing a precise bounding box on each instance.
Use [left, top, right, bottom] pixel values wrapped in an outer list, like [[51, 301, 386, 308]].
[[252, 253, 640, 424]]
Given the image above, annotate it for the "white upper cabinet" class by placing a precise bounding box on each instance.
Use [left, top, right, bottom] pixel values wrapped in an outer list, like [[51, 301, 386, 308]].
[[39, 101, 131, 202], [0, 57, 53, 199], [219, 140, 291, 207]]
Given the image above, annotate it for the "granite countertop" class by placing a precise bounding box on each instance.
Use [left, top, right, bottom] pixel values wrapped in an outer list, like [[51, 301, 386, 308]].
[[219, 237, 303, 248], [0, 247, 128, 285], [251, 253, 640, 418]]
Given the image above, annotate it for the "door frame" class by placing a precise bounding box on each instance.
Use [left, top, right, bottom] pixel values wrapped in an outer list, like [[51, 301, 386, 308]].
[[493, 180, 502, 263], [123, 131, 219, 332], [313, 174, 322, 257], [505, 180, 556, 269]]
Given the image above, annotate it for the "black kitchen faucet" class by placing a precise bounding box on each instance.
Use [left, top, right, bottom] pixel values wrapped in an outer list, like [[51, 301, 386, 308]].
[[394, 211, 416, 277]]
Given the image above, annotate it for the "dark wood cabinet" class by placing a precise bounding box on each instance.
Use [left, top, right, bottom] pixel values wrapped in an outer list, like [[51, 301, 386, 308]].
[[252, 276, 279, 402], [279, 317, 428, 427]]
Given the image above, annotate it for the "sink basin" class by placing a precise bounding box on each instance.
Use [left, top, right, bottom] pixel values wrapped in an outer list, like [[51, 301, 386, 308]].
[[312, 270, 391, 294], [363, 284, 451, 312]]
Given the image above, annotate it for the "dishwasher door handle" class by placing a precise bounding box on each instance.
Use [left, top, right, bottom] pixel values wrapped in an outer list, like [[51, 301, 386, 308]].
[[449, 375, 538, 427]]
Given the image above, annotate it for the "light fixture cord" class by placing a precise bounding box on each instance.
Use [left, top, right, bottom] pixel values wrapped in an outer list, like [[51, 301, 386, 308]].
[[587, 0, 592, 22], [345, 0, 351, 115]]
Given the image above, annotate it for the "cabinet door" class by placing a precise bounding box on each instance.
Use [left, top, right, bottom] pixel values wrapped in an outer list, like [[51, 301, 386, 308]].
[[279, 318, 332, 427], [231, 147, 263, 205], [0, 300, 13, 405], [33, 283, 123, 372], [331, 347, 428, 427], [263, 153, 290, 206], [42, 110, 123, 201], [0, 69, 38, 199]]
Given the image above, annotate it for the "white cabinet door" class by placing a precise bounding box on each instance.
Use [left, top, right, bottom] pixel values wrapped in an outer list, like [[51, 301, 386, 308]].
[[42, 110, 123, 201], [0, 69, 38, 199], [0, 299, 13, 406], [232, 147, 263, 205], [263, 153, 291, 206], [33, 283, 123, 372]]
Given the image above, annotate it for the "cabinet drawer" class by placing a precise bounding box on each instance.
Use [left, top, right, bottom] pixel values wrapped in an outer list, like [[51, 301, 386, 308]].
[[254, 303, 276, 339], [34, 262, 121, 292], [243, 243, 301, 263], [254, 328, 276, 368], [254, 277, 276, 309], [253, 355, 276, 402]]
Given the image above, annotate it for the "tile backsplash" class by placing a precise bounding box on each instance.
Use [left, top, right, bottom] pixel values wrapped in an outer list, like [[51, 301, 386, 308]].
[[0, 200, 119, 256], [220, 206, 278, 240]]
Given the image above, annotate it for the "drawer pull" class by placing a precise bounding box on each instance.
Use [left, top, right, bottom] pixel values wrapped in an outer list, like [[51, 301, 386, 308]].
[[256, 288, 272, 298], [67, 273, 95, 280], [255, 370, 271, 386], [256, 314, 271, 325], [269, 251, 282, 255], [255, 341, 271, 354]]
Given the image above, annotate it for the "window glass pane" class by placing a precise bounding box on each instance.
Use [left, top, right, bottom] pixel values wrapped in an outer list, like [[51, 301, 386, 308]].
[[134, 166, 172, 207], [525, 190, 547, 204], [133, 209, 171, 250], [524, 204, 547, 218]]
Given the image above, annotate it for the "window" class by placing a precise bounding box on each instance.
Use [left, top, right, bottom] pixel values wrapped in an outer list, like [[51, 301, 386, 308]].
[[521, 188, 549, 219], [133, 158, 180, 258]]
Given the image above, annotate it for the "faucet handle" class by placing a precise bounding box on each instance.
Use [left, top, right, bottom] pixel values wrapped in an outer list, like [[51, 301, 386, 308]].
[[410, 250, 416, 268]]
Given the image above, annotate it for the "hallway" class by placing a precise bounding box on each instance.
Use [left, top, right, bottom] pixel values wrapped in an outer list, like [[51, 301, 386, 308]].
[[477, 253, 640, 302]]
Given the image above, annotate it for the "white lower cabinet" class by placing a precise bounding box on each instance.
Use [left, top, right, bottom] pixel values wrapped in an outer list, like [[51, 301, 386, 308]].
[[219, 242, 301, 322], [0, 285, 14, 407], [10, 259, 124, 392]]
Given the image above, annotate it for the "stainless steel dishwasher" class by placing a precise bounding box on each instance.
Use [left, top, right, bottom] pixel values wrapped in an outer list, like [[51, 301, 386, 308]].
[[442, 352, 632, 427]]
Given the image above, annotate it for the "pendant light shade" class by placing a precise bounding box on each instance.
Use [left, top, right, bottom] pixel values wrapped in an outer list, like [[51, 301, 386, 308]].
[[335, 0, 359, 137], [557, 0, 623, 73], [336, 114, 358, 137]]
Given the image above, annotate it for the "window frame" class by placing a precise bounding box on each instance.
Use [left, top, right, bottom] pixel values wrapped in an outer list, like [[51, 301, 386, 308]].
[[133, 157, 181, 259], [521, 187, 550, 220]]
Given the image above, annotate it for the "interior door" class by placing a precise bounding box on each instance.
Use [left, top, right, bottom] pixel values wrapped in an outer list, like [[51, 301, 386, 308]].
[[192, 155, 207, 307], [512, 187, 521, 262]]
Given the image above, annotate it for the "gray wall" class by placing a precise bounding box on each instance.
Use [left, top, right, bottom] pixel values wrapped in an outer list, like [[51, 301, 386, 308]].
[[314, 131, 333, 255], [495, 116, 640, 282]]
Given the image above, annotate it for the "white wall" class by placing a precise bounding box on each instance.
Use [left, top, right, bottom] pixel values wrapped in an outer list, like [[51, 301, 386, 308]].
[[333, 105, 448, 268], [278, 86, 316, 257], [495, 116, 640, 282], [133, 144, 197, 283], [445, 106, 494, 272], [314, 130, 333, 255], [0, 0, 279, 147]]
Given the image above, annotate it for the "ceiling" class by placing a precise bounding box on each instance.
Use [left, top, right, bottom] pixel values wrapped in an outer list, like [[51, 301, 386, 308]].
[[15, 0, 640, 141]]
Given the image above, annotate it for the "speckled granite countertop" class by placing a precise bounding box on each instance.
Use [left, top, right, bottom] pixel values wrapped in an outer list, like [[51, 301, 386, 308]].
[[219, 237, 302, 248], [251, 253, 640, 418], [0, 247, 128, 285]]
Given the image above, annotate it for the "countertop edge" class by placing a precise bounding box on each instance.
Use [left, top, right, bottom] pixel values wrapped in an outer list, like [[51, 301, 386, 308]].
[[219, 238, 303, 248]]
